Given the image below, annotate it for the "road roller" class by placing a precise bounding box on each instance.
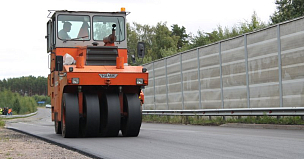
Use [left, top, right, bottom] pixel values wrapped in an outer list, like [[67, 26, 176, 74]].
[[45, 8, 148, 138]]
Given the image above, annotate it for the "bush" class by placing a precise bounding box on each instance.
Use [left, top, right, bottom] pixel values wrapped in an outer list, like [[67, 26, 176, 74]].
[[32, 94, 51, 106], [0, 89, 37, 114]]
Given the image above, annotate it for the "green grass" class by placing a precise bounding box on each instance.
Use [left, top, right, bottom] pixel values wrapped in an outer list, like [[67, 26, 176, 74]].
[[0, 119, 5, 128], [142, 115, 304, 126]]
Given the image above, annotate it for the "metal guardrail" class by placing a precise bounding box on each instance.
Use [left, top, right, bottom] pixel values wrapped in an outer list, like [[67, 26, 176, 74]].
[[0, 111, 38, 118], [142, 107, 304, 116]]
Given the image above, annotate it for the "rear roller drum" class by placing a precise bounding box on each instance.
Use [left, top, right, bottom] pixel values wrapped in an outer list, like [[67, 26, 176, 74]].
[[121, 93, 142, 137], [61, 93, 79, 138], [81, 94, 100, 137], [100, 93, 121, 137]]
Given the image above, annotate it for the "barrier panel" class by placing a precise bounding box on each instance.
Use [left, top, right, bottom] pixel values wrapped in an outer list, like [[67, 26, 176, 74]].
[[143, 16, 304, 111]]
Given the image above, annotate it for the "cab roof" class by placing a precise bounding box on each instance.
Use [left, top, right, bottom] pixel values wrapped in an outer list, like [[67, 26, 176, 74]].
[[48, 10, 127, 18]]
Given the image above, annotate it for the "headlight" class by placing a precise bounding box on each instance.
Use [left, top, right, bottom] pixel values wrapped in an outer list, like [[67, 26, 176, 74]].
[[72, 78, 79, 84], [136, 78, 144, 85]]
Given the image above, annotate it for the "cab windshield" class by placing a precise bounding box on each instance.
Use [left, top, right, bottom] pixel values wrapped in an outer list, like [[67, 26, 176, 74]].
[[93, 16, 125, 41], [57, 15, 91, 41]]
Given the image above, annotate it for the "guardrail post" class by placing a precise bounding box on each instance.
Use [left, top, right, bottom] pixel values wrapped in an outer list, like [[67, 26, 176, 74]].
[[219, 42, 224, 109], [277, 25, 283, 107], [197, 48, 202, 109], [244, 34, 250, 108], [153, 61, 156, 110], [183, 116, 189, 125], [180, 53, 184, 110], [165, 58, 169, 110], [196, 115, 199, 121]]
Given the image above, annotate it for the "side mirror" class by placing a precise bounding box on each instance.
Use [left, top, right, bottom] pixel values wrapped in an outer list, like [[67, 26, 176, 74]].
[[127, 49, 136, 64], [137, 42, 145, 58], [55, 56, 63, 71], [131, 54, 136, 63]]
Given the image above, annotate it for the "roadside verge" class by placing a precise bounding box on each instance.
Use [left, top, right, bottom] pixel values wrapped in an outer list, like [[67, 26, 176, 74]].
[[220, 123, 304, 130]]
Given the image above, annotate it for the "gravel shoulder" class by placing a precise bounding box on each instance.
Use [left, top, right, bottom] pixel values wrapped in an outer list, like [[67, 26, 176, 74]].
[[0, 128, 93, 159], [0, 110, 96, 159], [1, 108, 95, 159]]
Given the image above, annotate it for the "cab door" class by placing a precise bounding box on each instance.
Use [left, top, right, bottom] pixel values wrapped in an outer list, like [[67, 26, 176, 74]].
[[46, 20, 53, 52]]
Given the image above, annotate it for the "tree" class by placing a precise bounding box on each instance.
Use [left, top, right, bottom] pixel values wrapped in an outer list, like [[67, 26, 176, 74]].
[[127, 22, 180, 64], [270, 0, 304, 24], [189, 12, 266, 49], [239, 11, 266, 34], [171, 24, 188, 50], [189, 30, 209, 48], [127, 22, 155, 65], [126, 11, 267, 62], [0, 76, 49, 97], [12, 98, 21, 114], [153, 22, 179, 59]]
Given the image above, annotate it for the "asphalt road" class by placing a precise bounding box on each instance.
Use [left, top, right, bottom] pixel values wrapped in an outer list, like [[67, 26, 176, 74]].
[[5, 108, 304, 159]]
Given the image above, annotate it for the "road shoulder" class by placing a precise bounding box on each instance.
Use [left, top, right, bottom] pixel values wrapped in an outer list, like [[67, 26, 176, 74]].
[[0, 128, 93, 159], [220, 123, 304, 130]]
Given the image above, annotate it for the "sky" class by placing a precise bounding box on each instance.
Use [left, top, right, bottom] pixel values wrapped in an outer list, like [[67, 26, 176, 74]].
[[0, 0, 276, 80]]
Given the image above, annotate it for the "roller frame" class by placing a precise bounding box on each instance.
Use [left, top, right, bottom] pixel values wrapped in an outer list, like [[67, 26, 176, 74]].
[[54, 113, 62, 134]]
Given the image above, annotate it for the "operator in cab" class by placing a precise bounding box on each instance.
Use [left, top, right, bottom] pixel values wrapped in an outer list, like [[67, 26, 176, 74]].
[[58, 22, 72, 40]]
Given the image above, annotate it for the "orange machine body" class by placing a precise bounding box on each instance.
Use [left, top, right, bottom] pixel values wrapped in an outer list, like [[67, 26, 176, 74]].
[[48, 47, 148, 122]]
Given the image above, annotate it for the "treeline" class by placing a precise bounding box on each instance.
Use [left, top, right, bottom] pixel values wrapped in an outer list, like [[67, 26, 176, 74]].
[[0, 76, 49, 114], [126, 13, 266, 65], [0, 76, 47, 96], [127, 0, 304, 65], [0, 89, 37, 115]]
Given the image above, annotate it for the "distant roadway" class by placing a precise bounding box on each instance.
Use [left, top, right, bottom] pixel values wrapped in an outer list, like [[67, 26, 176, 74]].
[[5, 108, 304, 159]]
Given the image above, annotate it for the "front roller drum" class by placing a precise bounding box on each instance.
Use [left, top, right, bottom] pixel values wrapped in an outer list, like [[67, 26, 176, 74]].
[[61, 93, 79, 138], [81, 94, 100, 137], [121, 93, 142, 137], [100, 93, 121, 137]]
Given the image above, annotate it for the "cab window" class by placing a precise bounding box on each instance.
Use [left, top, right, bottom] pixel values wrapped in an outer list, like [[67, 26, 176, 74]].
[[93, 16, 125, 41], [57, 15, 91, 41]]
